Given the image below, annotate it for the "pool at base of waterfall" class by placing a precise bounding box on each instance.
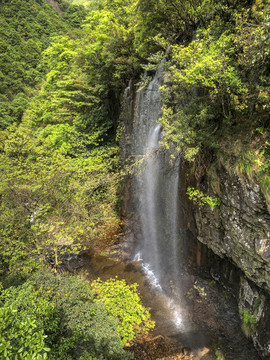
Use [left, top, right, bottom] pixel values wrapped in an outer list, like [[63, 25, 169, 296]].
[[73, 251, 261, 360]]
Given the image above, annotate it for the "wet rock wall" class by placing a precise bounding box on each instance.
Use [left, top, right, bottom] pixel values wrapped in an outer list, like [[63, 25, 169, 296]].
[[180, 160, 270, 358]]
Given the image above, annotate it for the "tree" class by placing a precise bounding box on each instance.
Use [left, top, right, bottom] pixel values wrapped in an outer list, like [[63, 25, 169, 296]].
[[0, 124, 120, 276]]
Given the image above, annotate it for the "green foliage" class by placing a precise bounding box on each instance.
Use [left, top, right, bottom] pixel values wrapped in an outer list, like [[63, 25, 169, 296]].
[[0, 307, 49, 360], [63, 3, 88, 28], [240, 297, 261, 337], [0, 0, 86, 129], [0, 123, 120, 276], [0, 283, 55, 360], [92, 277, 155, 345], [241, 308, 258, 337], [215, 349, 225, 360], [157, 0, 269, 207], [82, 0, 140, 94], [32, 271, 132, 359], [134, 0, 214, 57], [187, 187, 221, 209], [234, 0, 270, 119], [1, 271, 135, 359], [24, 0, 141, 149], [160, 28, 247, 159], [65, 0, 97, 9], [0, 0, 135, 279], [257, 139, 270, 211]]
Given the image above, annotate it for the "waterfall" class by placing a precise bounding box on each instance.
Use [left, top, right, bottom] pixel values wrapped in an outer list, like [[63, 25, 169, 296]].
[[125, 68, 263, 360], [131, 68, 183, 326]]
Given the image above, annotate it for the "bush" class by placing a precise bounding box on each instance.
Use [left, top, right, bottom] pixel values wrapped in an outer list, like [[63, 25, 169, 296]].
[[0, 282, 55, 360], [0, 306, 49, 360], [92, 277, 155, 345]]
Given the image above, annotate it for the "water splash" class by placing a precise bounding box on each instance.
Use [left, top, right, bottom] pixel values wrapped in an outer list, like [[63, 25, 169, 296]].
[[167, 298, 183, 329], [135, 251, 163, 291]]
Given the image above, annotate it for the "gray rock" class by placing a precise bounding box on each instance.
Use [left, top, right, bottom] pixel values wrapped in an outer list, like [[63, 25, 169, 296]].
[[188, 165, 270, 357]]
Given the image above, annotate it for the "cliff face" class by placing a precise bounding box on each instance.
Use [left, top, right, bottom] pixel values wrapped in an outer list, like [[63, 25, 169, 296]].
[[183, 162, 270, 357], [190, 167, 270, 292]]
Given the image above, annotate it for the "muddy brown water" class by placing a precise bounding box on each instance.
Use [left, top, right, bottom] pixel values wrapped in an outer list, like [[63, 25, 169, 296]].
[[69, 252, 261, 360]]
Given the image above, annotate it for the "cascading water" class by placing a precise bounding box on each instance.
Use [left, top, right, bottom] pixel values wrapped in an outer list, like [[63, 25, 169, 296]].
[[131, 67, 184, 327]]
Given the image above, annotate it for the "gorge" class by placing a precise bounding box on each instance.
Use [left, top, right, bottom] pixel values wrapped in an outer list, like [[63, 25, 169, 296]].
[[0, 1, 269, 359]]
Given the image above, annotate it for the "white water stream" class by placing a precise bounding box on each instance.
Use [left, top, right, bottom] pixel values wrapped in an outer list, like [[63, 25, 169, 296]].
[[131, 68, 185, 329]]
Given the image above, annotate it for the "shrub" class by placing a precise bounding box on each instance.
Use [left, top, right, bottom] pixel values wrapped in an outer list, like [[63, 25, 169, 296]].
[[0, 282, 55, 360], [0, 306, 49, 360], [92, 277, 155, 345]]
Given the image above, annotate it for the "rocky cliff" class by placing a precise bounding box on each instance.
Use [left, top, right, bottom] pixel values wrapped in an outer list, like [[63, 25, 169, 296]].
[[189, 166, 270, 292], [182, 161, 270, 357]]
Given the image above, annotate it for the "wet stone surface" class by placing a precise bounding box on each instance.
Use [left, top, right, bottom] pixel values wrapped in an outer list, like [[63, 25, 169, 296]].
[[187, 166, 270, 357]]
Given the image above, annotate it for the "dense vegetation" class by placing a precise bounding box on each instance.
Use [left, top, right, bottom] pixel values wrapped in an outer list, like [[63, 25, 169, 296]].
[[0, 271, 153, 359], [0, 0, 269, 358], [0, 0, 87, 129], [0, 0, 153, 358], [158, 0, 270, 208]]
